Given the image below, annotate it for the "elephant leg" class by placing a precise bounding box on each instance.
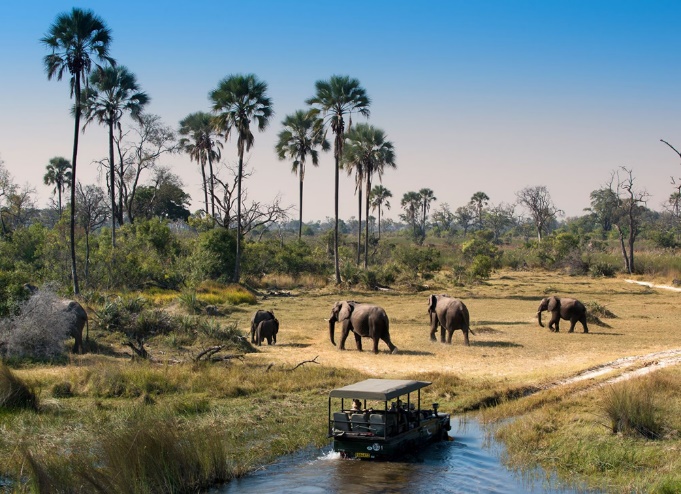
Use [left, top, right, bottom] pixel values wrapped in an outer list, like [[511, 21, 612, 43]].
[[382, 335, 397, 354], [429, 326, 437, 342], [354, 332, 363, 351], [339, 321, 351, 350], [549, 315, 559, 332], [581, 316, 589, 333], [446, 329, 453, 344], [462, 329, 470, 346], [568, 317, 578, 333], [372, 336, 380, 354], [267, 335, 272, 345], [440, 325, 446, 343]]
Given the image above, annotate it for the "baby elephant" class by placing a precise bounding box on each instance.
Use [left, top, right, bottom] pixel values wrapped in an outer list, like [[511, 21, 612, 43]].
[[537, 296, 588, 333], [256, 318, 279, 345]]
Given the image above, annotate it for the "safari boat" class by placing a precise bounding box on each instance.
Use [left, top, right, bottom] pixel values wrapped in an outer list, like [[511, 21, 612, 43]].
[[328, 378, 451, 460]]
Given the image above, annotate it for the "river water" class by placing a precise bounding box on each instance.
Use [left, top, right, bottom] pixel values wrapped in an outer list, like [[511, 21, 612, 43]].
[[217, 417, 598, 494]]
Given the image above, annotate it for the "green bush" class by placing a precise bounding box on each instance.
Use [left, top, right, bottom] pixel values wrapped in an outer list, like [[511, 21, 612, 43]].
[[590, 260, 617, 277], [195, 228, 237, 283], [469, 255, 493, 279]]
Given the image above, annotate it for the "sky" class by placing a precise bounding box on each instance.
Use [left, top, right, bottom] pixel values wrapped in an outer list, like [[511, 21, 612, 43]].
[[2, 0, 681, 223]]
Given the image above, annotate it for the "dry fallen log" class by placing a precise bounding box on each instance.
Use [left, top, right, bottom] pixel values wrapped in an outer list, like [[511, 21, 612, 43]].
[[286, 356, 319, 371]]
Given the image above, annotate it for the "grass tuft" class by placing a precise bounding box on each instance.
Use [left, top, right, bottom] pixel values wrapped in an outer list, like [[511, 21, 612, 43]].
[[602, 381, 663, 439], [0, 364, 38, 410]]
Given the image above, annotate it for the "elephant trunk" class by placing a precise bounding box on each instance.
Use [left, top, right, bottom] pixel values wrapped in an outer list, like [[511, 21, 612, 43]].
[[329, 318, 337, 346], [537, 309, 544, 327]]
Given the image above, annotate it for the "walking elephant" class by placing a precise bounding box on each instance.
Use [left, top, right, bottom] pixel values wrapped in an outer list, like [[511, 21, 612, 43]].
[[250, 309, 275, 343], [427, 294, 472, 346], [255, 318, 279, 345], [328, 301, 397, 354], [537, 296, 588, 333]]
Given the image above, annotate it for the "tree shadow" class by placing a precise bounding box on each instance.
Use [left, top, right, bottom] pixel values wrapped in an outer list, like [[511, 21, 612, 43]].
[[276, 343, 312, 348], [475, 321, 527, 326], [393, 349, 436, 356]]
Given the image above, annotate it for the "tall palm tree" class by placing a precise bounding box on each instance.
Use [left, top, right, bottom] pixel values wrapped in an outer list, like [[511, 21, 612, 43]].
[[419, 188, 437, 235], [82, 65, 149, 247], [42, 7, 114, 294], [275, 110, 329, 239], [343, 143, 365, 265], [179, 112, 223, 220], [344, 124, 396, 268], [306, 75, 370, 283], [43, 156, 72, 217], [210, 74, 273, 282], [370, 184, 392, 240]]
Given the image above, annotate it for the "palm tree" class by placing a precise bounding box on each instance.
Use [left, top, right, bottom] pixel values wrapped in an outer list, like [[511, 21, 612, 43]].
[[419, 188, 437, 235], [344, 124, 396, 268], [370, 185, 392, 240], [275, 110, 329, 239], [179, 112, 223, 220], [42, 7, 114, 294], [43, 156, 72, 217], [210, 74, 273, 282], [401, 191, 422, 239], [306, 75, 370, 283], [82, 65, 149, 247], [469, 191, 489, 230], [343, 143, 365, 266]]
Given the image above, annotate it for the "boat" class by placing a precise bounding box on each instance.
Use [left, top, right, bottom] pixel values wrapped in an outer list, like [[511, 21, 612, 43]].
[[328, 378, 451, 460]]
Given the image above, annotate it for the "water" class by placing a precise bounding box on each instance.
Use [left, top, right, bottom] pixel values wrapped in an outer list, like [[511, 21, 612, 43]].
[[217, 417, 598, 494]]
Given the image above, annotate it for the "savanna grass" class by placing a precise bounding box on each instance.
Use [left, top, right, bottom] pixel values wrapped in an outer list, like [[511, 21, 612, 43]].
[[0, 363, 38, 410]]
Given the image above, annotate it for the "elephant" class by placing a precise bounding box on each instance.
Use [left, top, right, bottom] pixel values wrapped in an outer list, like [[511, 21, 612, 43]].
[[23, 284, 88, 353], [328, 301, 397, 354], [250, 309, 276, 343], [427, 294, 472, 346], [537, 296, 588, 333], [255, 318, 279, 345]]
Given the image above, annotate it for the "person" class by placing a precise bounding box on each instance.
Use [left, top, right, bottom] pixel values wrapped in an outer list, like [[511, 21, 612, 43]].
[[351, 399, 362, 411]]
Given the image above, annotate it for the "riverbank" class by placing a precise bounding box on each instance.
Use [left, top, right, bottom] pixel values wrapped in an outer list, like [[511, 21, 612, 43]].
[[2, 270, 680, 491]]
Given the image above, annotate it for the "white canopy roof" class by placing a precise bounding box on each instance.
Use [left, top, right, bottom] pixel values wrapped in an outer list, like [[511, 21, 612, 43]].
[[329, 379, 431, 401]]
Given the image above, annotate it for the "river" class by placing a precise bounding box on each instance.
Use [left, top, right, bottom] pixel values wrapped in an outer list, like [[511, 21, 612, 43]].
[[217, 417, 598, 493]]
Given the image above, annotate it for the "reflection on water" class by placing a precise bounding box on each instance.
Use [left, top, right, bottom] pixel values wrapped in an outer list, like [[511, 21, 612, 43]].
[[217, 417, 598, 494]]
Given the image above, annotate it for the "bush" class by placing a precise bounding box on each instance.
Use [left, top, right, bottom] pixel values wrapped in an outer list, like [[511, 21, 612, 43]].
[[0, 290, 72, 361], [590, 260, 617, 278], [195, 228, 237, 283], [469, 255, 493, 279]]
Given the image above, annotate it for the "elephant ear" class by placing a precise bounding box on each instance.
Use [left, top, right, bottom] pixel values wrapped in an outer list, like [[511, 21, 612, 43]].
[[428, 294, 438, 311], [547, 297, 560, 312], [339, 301, 354, 321]]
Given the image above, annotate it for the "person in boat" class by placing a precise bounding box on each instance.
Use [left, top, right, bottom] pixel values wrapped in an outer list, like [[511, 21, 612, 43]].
[[351, 399, 362, 412]]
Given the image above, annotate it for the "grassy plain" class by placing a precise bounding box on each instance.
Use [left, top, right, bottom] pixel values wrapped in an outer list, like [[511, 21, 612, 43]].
[[2, 269, 681, 492]]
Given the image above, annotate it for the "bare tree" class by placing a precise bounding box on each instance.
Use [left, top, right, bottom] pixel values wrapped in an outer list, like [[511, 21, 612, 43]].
[[76, 183, 108, 284], [515, 185, 562, 241], [612, 168, 649, 274]]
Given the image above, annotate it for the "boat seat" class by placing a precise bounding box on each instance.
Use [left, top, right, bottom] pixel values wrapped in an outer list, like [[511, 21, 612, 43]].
[[369, 414, 386, 436], [351, 413, 370, 432], [333, 412, 351, 432]]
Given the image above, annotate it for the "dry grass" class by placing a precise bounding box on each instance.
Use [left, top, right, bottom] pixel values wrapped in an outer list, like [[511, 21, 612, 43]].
[[230, 270, 681, 389]]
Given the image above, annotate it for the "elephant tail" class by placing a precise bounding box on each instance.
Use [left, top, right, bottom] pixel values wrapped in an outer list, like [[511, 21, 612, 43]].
[[85, 317, 90, 342]]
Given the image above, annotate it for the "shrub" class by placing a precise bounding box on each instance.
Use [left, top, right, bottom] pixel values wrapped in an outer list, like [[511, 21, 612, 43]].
[[0, 290, 71, 361], [590, 260, 617, 277], [469, 255, 493, 279]]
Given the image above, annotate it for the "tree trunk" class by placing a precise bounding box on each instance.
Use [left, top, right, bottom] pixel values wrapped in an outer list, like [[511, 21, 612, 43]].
[[201, 160, 209, 217], [357, 186, 362, 266], [298, 174, 303, 240], [108, 120, 116, 248], [234, 153, 243, 282], [377, 204, 382, 241], [208, 153, 215, 223], [334, 145, 341, 284], [70, 75, 81, 295], [615, 225, 631, 273], [364, 176, 371, 269]]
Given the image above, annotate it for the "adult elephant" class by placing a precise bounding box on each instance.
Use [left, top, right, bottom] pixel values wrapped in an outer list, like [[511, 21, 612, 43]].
[[255, 318, 279, 346], [328, 301, 397, 354], [250, 309, 275, 343], [537, 296, 588, 333], [427, 294, 472, 346], [23, 284, 87, 353]]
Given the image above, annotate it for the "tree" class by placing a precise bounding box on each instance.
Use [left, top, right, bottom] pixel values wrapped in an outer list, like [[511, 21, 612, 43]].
[[179, 112, 222, 220], [275, 110, 329, 239], [210, 74, 273, 282], [454, 205, 475, 236], [306, 75, 370, 283], [116, 114, 176, 224], [469, 191, 490, 230], [484, 202, 515, 242], [431, 203, 455, 237], [612, 168, 650, 274], [419, 188, 436, 235], [0, 159, 17, 236], [588, 187, 619, 236], [369, 185, 392, 240], [400, 191, 423, 242], [76, 183, 107, 283], [132, 167, 191, 222], [82, 65, 149, 247], [43, 157, 72, 217], [515, 185, 562, 241], [343, 123, 396, 267], [42, 8, 114, 294]]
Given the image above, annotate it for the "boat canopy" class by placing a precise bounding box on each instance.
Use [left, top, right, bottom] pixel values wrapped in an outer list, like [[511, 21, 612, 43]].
[[329, 379, 431, 401]]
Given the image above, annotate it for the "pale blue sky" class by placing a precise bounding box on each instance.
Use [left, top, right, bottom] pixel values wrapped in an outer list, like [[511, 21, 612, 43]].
[[1, 0, 681, 221]]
